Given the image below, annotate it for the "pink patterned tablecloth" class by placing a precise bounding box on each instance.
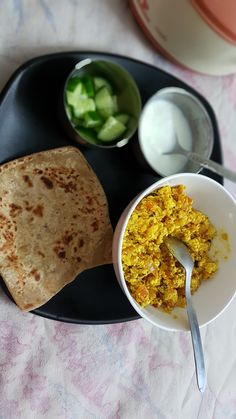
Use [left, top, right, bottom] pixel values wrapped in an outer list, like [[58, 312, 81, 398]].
[[0, 1, 236, 418]]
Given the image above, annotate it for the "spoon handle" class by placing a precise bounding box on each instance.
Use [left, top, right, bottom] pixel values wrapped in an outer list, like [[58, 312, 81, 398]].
[[185, 268, 207, 393], [188, 151, 236, 182]]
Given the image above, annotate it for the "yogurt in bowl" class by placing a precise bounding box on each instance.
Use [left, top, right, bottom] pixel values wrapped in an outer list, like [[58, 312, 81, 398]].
[[138, 87, 214, 177]]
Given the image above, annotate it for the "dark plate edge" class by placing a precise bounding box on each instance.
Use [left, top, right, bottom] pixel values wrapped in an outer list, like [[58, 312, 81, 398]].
[[0, 50, 224, 324]]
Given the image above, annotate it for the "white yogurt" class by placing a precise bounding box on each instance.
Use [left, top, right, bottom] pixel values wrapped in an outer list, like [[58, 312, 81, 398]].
[[139, 99, 192, 176]]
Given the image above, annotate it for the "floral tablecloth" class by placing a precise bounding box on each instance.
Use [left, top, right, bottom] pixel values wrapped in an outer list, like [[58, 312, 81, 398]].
[[0, 1, 236, 418]]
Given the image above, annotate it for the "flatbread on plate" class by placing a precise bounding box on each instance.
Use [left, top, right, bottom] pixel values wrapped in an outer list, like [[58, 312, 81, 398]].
[[0, 146, 113, 311]]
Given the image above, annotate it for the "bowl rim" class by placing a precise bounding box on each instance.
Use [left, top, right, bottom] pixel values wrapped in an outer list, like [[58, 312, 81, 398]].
[[114, 172, 236, 331], [138, 86, 214, 177]]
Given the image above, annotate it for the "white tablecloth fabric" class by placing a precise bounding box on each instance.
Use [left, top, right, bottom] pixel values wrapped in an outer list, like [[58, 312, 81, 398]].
[[0, 1, 236, 418]]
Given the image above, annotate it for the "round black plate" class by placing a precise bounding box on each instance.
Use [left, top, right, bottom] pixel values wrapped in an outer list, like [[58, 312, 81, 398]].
[[0, 51, 222, 324]]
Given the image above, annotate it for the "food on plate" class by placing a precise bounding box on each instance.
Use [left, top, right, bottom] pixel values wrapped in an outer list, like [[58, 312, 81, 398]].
[[65, 74, 131, 144], [122, 185, 218, 312], [0, 146, 113, 311]]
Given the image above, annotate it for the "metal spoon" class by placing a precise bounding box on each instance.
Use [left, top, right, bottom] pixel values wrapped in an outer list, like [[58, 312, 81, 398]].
[[164, 135, 236, 182], [166, 237, 206, 393]]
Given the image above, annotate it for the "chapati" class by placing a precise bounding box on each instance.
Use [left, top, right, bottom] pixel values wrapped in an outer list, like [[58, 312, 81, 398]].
[[0, 146, 113, 311]]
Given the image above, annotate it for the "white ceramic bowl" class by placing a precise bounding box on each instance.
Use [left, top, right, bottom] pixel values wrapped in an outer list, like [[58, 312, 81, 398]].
[[112, 173, 236, 331]]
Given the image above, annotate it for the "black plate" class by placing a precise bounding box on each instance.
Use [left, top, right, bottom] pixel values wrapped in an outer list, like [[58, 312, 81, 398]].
[[0, 51, 222, 324]]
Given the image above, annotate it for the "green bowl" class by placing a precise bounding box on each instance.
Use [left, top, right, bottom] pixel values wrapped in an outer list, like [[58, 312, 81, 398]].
[[63, 58, 142, 148]]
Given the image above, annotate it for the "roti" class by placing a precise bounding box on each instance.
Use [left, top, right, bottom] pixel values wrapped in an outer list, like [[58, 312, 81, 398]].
[[0, 146, 113, 311]]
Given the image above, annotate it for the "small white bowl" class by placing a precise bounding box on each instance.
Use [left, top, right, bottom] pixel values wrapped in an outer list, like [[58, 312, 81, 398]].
[[112, 173, 236, 331]]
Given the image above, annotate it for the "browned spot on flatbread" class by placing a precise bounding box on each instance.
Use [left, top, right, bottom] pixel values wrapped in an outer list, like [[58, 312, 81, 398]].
[[41, 176, 53, 189], [37, 250, 45, 258], [78, 239, 84, 248], [23, 175, 33, 187], [53, 244, 66, 260], [63, 234, 73, 245], [58, 251, 66, 259], [91, 220, 99, 232], [7, 254, 18, 263], [24, 201, 33, 211], [3, 231, 14, 241], [24, 304, 34, 310], [64, 181, 77, 193], [30, 269, 41, 281], [86, 196, 93, 205], [9, 203, 22, 217], [0, 213, 7, 223], [33, 204, 44, 217]]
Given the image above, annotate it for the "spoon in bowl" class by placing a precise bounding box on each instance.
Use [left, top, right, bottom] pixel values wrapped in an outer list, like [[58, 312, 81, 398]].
[[164, 134, 236, 182], [166, 237, 206, 393]]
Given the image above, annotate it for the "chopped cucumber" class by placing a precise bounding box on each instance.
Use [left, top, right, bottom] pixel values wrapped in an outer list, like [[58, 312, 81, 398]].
[[66, 82, 87, 107], [66, 76, 84, 92], [72, 98, 95, 118], [65, 73, 130, 144], [97, 116, 126, 142], [115, 113, 130, 125], [95, 87, 118, 118], [94, 77, 113, 93], [81, 76, 94, 98], [84, 111, 103, 128]]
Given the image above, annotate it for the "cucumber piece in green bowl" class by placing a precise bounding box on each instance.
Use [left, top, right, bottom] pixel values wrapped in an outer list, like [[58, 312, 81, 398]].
[[83, 111, 104, 128], [115, 113, 130, 125], [81, 76, 95, 98], [95, 87, 118, 118], [94, 77, 113, 93], [97, 116, 126, 142], [66, 82, 87, 107], [72, 98, 96, 118]]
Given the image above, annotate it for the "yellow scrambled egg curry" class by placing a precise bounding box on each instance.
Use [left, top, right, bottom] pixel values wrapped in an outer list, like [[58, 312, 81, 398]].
[[122, 185, 218, 312]]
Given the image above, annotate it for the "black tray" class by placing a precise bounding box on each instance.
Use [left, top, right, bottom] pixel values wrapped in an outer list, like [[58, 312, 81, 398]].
[[0, 51, 222, 324]]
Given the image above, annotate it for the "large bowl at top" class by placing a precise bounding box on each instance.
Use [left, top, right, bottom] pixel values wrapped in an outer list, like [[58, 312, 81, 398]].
[[112, 173, 236, 331]]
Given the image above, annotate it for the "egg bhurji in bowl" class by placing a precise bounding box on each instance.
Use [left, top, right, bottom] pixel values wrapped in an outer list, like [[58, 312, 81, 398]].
[[112, 173, 236, 331], [122, 184, 217, 311]]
